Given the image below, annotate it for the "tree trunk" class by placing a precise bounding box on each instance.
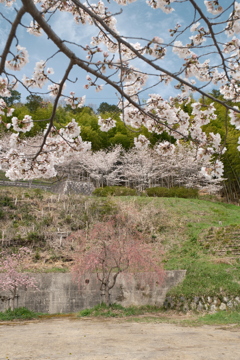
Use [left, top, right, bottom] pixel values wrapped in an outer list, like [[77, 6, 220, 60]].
[[101, 283, 111, 306]]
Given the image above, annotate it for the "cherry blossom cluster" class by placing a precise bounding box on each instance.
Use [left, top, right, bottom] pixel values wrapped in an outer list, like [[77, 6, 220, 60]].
[[201, 159, 224, 180], [204, 1, 223, 15], [0, 247, 38, 303], [134, 134, 150, 149], [2, 119, 91, 180], [155, 141, 175, 156], [98, 116, 116, 132], [119, 103, 146, 129], [0, 0, 16, 6], [84, 75, 103, 92], [27, 20, 42, 36], [220, 81, 240, 101], [189, 102, 218, 148], [48, 83, 63, 97], [11, 115, 34, 133], [225, 2, 240, 36], [174, 78, 196, 98], [23, 60, 54, 89], [1, 0, 240, 182], [146, 0, 175, 13], [229, 107, 240, 130], [42, 120, 91, 161], [6, 45, 29, 71], [0, 98, 14, 123], [121, 67, 148, 98], [64, 92, 86, 109], [0, 77, 11, 97]]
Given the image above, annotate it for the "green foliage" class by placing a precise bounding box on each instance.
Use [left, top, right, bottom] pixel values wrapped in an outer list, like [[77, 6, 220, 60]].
[[27, 232, 45, 245], [10, 103, 52, 136], [110, 133, 132, 149], [78, 303, 162, 318], [87, 198, 118, 220], [198, 92, 240, 200], [196, 308, 240, 326], [93, 186, 138, 197], [1, 90, 21, 106], [79, 303, 240, 325], [146, 186, 198, 199], [0, 195, 16, 209], [0, 307, 42, 321], [25, 94, 43, 112], [167, 260, 240, 297], [33, 188, 44, 200], [1, 100, 175, 151], [97, 102, 121, 114], [0, 209, 4, 219]]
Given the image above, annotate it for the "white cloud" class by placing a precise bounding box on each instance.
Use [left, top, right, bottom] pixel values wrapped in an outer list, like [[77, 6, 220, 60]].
[[51, 12, 96, 45]]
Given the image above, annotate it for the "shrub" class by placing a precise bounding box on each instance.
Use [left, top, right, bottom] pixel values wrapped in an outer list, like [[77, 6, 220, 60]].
[[93, 186, 138, 197], [33, 188, 44, 200], [146, 187, 169, 197], [0, 195, 16, 209], [0, 307, 41, 321], [0, 209, 5, 219], [27, 232, 45, 245], [145, 186, 198, 199]]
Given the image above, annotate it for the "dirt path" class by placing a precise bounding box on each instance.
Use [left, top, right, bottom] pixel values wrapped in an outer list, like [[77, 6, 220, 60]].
[[0, 317, 239, 360]]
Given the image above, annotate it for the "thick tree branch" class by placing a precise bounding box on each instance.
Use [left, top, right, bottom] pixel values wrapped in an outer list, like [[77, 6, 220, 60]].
[[0, 6, 26, 74], [33, 59, 75, 160]]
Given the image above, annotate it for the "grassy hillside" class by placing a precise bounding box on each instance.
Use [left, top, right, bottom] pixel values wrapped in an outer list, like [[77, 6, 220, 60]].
[[1, 186, 240, 297]]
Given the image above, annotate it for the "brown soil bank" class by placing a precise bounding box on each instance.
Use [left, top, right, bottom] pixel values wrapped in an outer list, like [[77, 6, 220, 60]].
[[0, 318, 240, 360]]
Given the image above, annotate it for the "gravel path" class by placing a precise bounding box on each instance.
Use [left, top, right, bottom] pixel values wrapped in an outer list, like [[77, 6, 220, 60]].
[[0, 318, 240, 360]]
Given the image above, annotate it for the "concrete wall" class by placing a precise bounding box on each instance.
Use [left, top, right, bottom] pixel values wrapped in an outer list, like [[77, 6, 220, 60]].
[[0, 271, 186, 313]]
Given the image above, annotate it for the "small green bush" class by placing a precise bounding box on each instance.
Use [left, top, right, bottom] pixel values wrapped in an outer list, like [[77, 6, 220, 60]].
[[93, 186, 138, 197], [145, 186, 198, 199], [146, 187, 169, 197], [0, 209, 5, 219], [0, 195, 16, 209], [33, 188, 44, 200], [0, 307, 42, 321], [27, 231, 45, 244]]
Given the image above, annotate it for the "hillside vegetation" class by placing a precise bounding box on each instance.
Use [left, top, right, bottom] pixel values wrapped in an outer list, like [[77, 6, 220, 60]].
[[1, 186, 240, 298]]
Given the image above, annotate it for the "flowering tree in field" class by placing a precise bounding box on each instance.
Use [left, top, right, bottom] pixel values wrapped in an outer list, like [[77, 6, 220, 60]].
[[0, 247, 38, 309], [70, 214, 164, 305], [56, 142, 223, 193], [0, 1, 240, 180], [77, 144, 123, 187]]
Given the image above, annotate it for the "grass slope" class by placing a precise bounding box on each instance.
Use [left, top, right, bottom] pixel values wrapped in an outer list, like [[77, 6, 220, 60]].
[[1, 187, 240, 298]]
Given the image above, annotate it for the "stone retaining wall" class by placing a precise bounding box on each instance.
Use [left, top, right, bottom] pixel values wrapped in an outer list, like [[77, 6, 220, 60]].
[[0, 270, 186, 313], [51, 180, 95, 195], [164, 294, 240, 312]]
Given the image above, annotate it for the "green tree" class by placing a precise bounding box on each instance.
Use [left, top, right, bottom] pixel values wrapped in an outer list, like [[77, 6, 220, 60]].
[[200, 91, 240, 200], [25, 95, 43, 112], [97, 102, 121, 114], [2, 90, 21, 106]]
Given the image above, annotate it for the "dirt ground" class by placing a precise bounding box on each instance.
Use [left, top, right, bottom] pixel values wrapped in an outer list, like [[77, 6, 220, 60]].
[[0, 317, 240, 360]]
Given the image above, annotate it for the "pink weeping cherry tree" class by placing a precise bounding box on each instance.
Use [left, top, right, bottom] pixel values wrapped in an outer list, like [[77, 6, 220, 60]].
[[0, 247, 38, 310], [70, 214, 164, 306]]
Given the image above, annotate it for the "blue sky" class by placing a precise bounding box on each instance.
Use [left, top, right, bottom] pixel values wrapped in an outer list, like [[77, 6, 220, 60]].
[[0, 0, 233, 108]]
